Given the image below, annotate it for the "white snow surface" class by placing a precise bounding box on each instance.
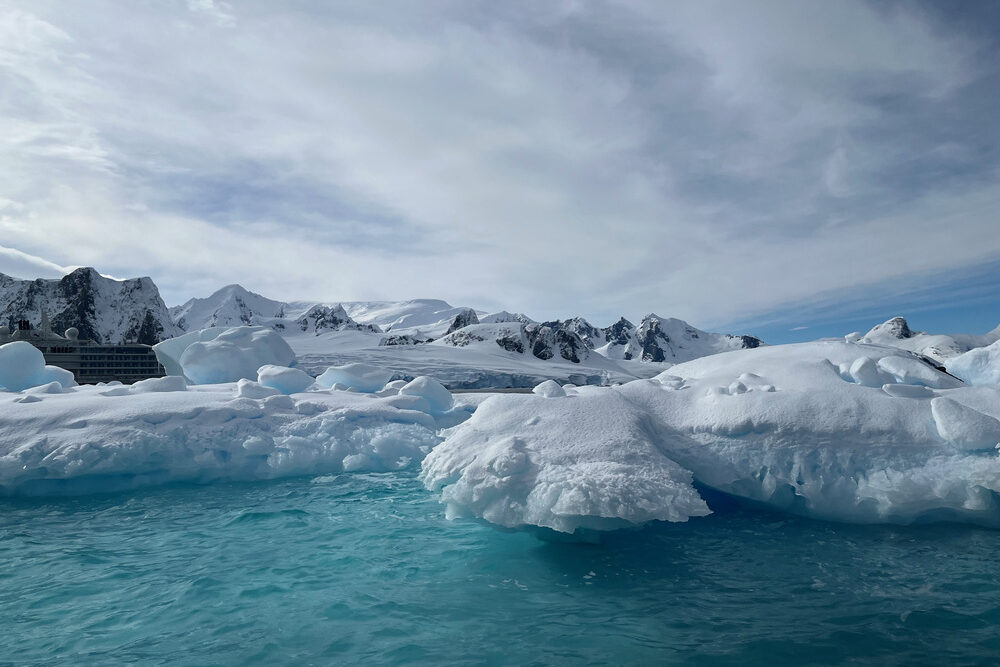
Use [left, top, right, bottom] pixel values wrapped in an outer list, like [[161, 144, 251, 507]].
[[0, 379, 465, 496], [153, 326, 296, 384], [0, 342, 77, 392], [421, 341, 1000, 533], [947, 339, 1000, 387]]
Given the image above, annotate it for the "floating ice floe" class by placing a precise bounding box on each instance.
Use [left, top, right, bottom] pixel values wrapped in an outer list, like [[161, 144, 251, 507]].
[[0, 365, 462, 496], [421, 341, 1000, 533]]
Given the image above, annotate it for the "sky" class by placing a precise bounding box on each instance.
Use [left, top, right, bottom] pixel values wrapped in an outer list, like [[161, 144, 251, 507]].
[[1, 0, 999, 343]]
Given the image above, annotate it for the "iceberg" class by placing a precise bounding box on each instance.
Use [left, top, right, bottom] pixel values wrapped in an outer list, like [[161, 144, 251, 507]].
[[422, 341, 1000, 532], [0, 341, 76, 392], [0, 378, 457, 496], [153, 326, 296, 384]]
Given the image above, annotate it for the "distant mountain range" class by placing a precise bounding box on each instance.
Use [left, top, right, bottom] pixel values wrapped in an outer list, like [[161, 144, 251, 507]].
[[4, 268, 1000, 387]]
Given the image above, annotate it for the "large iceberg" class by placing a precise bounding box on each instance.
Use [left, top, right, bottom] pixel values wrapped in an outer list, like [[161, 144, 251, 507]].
[[422, 341, 1000, 532]]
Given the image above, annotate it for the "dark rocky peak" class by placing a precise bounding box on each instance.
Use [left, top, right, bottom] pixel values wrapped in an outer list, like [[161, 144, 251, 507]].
[[866, 317, 914, 340], [445, 308, 480, 335], [734, 334, 763, 349], [525, 323, 588, 364], [635, 315, 671, 362], [603, 317, 636, 347], [558, 317, 603, 349], [297, 304, 381, 334]]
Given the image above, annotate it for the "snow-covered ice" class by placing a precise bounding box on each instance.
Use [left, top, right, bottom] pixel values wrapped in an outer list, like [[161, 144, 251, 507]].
[[153, 326, 296, 384], [257, 365, 316, 395], [0, 375, 463, 496], [0, 341, 76, 392], [315, 363, 395, 392], [422, 341, 1000, 532], [947, 339, 1000, 387]]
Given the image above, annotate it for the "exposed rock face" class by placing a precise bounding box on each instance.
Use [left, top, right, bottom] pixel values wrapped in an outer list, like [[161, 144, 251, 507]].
[[559, 317, 605, 349], [526, 323, 589, 363], [0, 267, 180, 344], [496, 329, 526, 354], [864, 317, 914, 340], [480, 311, 535, 325], [634, 316, 670, 362], [441, 330, 486, 347], [445, 309, 480, 335], [379, 334, 424, 346], [603, 317, 636, 348], [296, 304, 381, 334], [735, 334, 764, 349]]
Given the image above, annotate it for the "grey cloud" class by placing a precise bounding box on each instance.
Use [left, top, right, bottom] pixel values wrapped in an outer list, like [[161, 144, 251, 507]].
[[0, 0, 997, 324]]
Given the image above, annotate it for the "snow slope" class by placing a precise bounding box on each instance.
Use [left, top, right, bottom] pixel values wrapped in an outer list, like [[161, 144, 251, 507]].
[[947, 339, 1000, 387], [856, 316, 1000, 363], [423, 341, 1000, 532], [289, 328, 647, 389], [169, 284, 287, 331], [0, 268, 180, 344]]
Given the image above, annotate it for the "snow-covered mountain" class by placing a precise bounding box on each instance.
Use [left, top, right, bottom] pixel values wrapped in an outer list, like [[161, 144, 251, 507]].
[[433, 314, 762, 366], [851, 316, 1000, 363], [170, 284, 286, 331], [338, 299, 487, 338], [595, 314, 763, 363], [0, 267, 179, 344], [171, 285, 379, 335]]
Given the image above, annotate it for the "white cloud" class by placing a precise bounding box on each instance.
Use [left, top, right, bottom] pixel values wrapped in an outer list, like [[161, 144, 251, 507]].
[[0, 1, 996, 325], [0, 244, 68, 280]]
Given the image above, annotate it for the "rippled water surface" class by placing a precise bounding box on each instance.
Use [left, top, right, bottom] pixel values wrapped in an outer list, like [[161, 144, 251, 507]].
[[3, 473, 1000, 665]]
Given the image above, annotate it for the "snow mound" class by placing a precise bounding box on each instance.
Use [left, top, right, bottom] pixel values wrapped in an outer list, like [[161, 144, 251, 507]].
[[423, 341, 1000, 532], [398, 376, 454, 414], [235, 378, 282, 399], [532, 380, 566, 398], [315, 363, 393, 393], [0, 342, 77, 392], [156, 326, 295, 384], [948, 339, 1000, 387], [257, 365, 315, 395], [129, 376, 188, 393], [0, 383, 457, 496]]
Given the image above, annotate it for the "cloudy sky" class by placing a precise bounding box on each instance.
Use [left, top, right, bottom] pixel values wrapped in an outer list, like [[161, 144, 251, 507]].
[[2, 0, 999, 341]]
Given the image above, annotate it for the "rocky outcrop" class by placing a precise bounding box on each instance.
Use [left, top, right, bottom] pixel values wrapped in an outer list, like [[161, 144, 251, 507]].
[[0, 267, 180, 344], [445, 309, 480, 335], [864, 317, 914, 340], [525, 323, 589, 363], [296, 304, 381, 334]]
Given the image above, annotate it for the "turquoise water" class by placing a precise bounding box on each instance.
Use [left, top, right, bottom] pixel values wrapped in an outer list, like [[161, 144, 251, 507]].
[[3, 473, 1000, 665]]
